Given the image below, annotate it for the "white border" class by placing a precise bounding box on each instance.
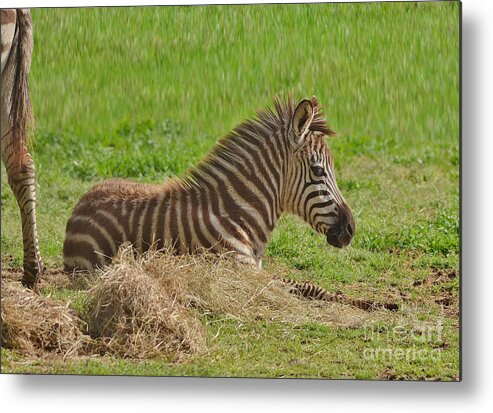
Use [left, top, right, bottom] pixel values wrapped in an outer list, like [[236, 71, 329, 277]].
[[3, 0, 493, 411], [1, 0, 425, 7]]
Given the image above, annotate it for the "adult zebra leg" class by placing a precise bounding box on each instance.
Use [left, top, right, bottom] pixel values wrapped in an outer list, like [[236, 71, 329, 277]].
[[1, 9, 43, 288], [1, 138, 44, 288]]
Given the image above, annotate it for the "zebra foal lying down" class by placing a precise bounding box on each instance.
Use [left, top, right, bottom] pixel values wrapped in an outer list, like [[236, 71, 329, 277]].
[[63, 97, 392, 310]]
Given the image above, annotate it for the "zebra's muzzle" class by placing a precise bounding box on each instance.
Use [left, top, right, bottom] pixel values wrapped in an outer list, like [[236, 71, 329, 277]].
[[326, 203, 355, 248]]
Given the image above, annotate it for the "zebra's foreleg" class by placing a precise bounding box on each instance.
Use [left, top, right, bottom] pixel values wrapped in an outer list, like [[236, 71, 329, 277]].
[[2, 145, 44, 288]]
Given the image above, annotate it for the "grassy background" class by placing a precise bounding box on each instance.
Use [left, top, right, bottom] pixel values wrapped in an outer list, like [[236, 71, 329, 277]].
[[1, 2, 460, 380]]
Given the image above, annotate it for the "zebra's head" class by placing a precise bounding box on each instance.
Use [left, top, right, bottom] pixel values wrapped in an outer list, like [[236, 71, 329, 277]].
[[283, 98, 355, 248]]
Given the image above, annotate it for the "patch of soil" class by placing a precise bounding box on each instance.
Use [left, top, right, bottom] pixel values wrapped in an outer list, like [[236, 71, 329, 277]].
[[1, 266, 90, 291], [411, 268, 459, 317], [413, 268, 458, 287], [378, 368, 406, 381]]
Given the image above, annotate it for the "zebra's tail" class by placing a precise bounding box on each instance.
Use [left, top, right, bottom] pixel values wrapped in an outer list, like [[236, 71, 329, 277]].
[[281, 278, 398, 312], [9, 9, 34, 168]]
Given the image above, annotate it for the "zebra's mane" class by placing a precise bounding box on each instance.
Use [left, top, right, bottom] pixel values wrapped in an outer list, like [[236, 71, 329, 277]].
[[182, 96, 334, 189]]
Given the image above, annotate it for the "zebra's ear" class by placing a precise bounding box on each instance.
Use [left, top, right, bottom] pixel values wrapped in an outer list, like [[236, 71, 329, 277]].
[[291, 99, 315, 142]]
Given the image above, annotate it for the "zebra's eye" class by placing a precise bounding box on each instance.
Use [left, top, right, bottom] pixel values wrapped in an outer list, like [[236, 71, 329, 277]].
[[310, 165, 325, 177]]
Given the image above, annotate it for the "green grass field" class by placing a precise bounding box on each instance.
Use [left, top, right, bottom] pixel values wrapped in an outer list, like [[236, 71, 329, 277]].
[[1, 2, 460, 380]]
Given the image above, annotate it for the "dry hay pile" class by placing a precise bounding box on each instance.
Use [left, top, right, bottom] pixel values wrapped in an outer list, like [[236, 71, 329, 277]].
[[2, 246, 391, 361], [1, 279, 86, 358], [85, 246, 383, 358], [85, 250, 206, 359]]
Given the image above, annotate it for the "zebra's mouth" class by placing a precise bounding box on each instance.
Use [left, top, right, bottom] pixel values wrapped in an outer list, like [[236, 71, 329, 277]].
[[326, 218, 354, 248], [325, 203, 355, 248], [326, 231, 352, 248]]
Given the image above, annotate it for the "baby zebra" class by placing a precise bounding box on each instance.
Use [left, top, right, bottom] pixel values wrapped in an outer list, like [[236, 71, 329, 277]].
[[64, 97, 356, 302]]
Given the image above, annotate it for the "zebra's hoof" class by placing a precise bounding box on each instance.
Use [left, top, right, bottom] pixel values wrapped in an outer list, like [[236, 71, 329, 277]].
[[21, 262, 44, 290]]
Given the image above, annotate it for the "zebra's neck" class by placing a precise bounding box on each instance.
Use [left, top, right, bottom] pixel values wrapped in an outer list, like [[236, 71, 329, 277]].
[[183, 128, 289, 260]]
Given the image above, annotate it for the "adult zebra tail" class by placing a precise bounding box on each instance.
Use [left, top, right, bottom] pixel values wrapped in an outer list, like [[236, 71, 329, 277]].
[[9, 9, 34, 167], [281, 278, 398, 312]]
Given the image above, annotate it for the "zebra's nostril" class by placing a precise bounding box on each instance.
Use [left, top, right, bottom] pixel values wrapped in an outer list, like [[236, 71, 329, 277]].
[[346, 223, 353, 237]]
